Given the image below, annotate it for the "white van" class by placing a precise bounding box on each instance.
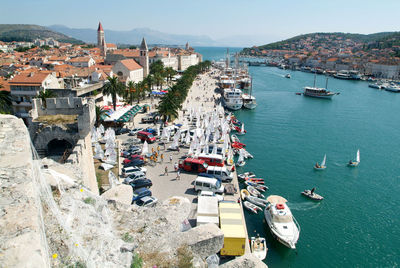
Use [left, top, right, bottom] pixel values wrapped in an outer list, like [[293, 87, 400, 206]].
[[194, 176, 225, 194], [203, 166, 233, 182]]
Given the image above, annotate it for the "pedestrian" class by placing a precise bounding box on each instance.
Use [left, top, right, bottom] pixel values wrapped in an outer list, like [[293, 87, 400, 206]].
[[177, 146, 180, 153], [151, 147, 154, 153], [160, 153, 164, 162], [157, 145, 160, 152], [155, 151, 158, 158], [164, 166, 168, 176], [163, 143, 166, 150], [176, 170, 181, 180], [170, 155, 173, 162], [174, 162, 178, 172]]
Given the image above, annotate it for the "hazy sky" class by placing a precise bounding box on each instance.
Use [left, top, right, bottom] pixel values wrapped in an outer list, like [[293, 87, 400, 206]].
[[1, 0, 399, 44]]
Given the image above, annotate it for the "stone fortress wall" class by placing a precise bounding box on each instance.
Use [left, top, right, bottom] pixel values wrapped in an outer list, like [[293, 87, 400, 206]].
[[29, 97, 98, 194]]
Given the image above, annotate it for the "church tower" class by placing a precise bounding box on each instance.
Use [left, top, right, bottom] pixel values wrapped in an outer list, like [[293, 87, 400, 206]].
[[97, 22, 107, 57], [139, 37, 149, 77]]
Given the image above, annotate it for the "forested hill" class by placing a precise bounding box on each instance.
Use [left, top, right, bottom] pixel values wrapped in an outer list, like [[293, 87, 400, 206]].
[[0, 24, 83, 44]]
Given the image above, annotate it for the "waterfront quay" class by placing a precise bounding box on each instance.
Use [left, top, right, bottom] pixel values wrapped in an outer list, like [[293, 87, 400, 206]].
[[116, 67, 253, 259]]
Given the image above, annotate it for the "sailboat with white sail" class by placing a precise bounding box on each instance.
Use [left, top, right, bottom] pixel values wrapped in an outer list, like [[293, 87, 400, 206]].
[[348, 149, 360, 167], [237, 149, 246, 166], [314, 154, 326, 170]]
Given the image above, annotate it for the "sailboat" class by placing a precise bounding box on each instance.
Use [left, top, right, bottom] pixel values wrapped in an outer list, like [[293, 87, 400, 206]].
[[243, 77, 257, 109], [236, 123, 246, 136], [348, 149, 360, 167], [314, 154, 326, 170]]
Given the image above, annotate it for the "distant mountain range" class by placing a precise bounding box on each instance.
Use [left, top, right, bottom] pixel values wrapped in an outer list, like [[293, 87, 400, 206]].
[[0, 24, 83, 44]]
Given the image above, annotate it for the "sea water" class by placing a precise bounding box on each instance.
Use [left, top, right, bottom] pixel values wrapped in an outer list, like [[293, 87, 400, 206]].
[[196, 46, 400, 267]]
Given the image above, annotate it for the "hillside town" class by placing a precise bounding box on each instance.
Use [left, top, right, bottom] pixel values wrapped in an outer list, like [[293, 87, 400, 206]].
[[0, 22, 202, 124], [242, 33, 400, 79]]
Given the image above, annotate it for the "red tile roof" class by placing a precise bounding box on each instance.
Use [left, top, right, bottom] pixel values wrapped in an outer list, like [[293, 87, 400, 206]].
[[0, 78, 10, 92], [9, 71, 50, 85], [120, 59, 142, 71]]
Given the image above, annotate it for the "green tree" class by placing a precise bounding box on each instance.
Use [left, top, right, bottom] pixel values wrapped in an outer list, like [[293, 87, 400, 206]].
[[102, 76, 125, 111], [36, 89, 56, 108], [125, 81, 136, 105], [153, 73, 164, 90], [149, 60, 165, 75], [143, 75, 154, 91], [95, 106, 108, 127], [164, 67, 176, 85], [0, 85, 13, 114]]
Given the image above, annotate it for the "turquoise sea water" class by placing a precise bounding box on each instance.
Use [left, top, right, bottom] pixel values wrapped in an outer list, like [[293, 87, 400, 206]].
[[195, 47, 400, 267]]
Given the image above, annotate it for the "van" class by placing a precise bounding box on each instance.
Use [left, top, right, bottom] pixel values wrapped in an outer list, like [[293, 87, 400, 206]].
[[179, 158, 208, 173], [197, 153, 224, 167], [203, 166, 233, 182], [194, 176, 225, 194], [137, 131, 156, 143]]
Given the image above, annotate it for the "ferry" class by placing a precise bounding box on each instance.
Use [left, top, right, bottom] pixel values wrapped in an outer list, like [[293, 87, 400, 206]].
[[222, 87, 243, 110], [303, 86, 338, 99], [334, 70, 361, 80]]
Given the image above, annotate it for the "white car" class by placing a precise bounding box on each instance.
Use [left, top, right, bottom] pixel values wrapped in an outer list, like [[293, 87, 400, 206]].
[[136, 196, 158, 207], [199, 190, 224, 202]]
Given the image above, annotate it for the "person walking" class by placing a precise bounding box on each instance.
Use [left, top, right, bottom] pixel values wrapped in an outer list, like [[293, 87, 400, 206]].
[[174, 162, 178, 172], [170, 154, 173, 162], [176, 170, 181, 180], [160, 154, 164, 162], [164, 166, 168, 176]]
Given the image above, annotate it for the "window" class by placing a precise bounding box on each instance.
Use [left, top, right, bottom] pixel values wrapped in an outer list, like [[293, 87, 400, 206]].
[[203, 183, 210, 188], [195, 181, 202, 187]]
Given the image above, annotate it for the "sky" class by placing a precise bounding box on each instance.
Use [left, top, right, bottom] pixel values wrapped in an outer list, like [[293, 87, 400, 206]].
[[1, 0, 399, 45]]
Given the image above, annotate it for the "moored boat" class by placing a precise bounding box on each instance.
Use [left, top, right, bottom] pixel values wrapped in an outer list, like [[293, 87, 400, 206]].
[[244, 201, 262, 214], [384, 84, 400, 92], [223, 87, 243, 110], [238, 172, 255, 179], [264, 195, 300, 249], [244, 180, 268, 192], [247, 185, 265, 198], [240, 189, 250, 200], [246, 195, 268, 207], [250, 236, 268, 261], [242, 94, 257, 109]]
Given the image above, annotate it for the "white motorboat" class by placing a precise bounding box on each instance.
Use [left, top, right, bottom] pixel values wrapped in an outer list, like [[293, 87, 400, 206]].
[[264, 195, 300, 249], [247, 185, 265, 198], [301, 190, 324, 201], [384, 84, 400, 92], [314, 154, 326, 170], [222, 87, 243, 110], [242, 93, 257, 109], [348, 149, 360, 167], [285, 73, 291, 78], [244, 201, 262, 214], [246, 195, 268, 207], [251, 236, 268, 261], [244, 181, 268, 192], [238, 172, 256, 179]]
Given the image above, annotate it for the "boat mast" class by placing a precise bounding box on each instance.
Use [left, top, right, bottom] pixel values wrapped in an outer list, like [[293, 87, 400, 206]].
[[325, 77, 329, 89], [250, 77, 253, 97], [313, 71, 317, 88], [226, 48, 230, 69]]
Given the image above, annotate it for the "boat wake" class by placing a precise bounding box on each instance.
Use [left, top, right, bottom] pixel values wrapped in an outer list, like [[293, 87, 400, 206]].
[[287, 202, 321, 211]]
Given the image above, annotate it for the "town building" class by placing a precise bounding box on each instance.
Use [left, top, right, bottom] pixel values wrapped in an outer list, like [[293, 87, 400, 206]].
[[112, 59, 143, 84]]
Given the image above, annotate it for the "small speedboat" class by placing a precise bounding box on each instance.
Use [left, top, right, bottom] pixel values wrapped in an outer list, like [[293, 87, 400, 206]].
[[285, 73, 291, 79], [247, 186, 265, 198], [245, 181, 268, 192], [250, 236, 268, 261], [246, 195, 268, 207], [238, 172, 256, 180], [314, 154, 327, 170], [348, 149, 360, 167], [301, 190, 324, 201], [243, 177, 265, 184], [243, 201, 262, 214], [240, 189, 250, 200]]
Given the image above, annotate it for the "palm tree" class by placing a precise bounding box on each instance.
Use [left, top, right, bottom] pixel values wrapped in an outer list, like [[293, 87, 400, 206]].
[[125, 81, 137, 105], [36, 89, 56, 108], [143, 75, 155, 91], [164, 67, 176, 85], [102, 76, 125, 111], [157, 93, 180, 121], [0, 85, 13, 114], [95, 106, 108, 127], [154, 73, 164, 90]]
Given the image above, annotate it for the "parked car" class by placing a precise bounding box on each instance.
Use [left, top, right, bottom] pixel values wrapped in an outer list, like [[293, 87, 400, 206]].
[[203, 166, 233, 182], [141, 115, 155, 123], [121, 149, 141, 158], [136, 196, 158, 207], [123, 171, 146, 184], [123, 159, 145, 167], [194, 176, 225, 194], [178, 158, 208, 173], [199, 190, 224, 202], [128, 128, 144, 136], [131, 188, 152, 204], [137, 131, 156, 143], [145, 127, 157, 136], [115, 128, 130, 135], [123, 155, 144, 164], [122, 166, 147, 177], [129, 179, 153, 190]]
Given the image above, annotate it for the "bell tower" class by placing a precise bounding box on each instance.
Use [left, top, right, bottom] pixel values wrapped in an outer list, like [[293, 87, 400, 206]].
[[139, 37, 149, 77], [97, 22, 107, 57]]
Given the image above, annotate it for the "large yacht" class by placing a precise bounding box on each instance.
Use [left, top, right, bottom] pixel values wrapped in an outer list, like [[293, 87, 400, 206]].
[[264, 195, 300, 249], [219, 75, 235, 89], [242, 93, 257, 109], [222, 88, 243, 110]]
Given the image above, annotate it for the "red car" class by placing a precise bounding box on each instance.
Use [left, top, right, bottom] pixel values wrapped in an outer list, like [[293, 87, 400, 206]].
[[178, 158, 208, 173], [137, 131, 156, 143], [123, 155, 144, 164]]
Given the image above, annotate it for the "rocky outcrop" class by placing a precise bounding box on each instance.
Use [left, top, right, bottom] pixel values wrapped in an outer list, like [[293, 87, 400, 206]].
[[220, 254, 267, 268], [101, 184, 133, 205], [0, 115, 49, 267]]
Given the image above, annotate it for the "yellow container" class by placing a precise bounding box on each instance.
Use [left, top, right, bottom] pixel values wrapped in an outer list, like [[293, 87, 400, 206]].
[[219, 202, 246, 256]]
